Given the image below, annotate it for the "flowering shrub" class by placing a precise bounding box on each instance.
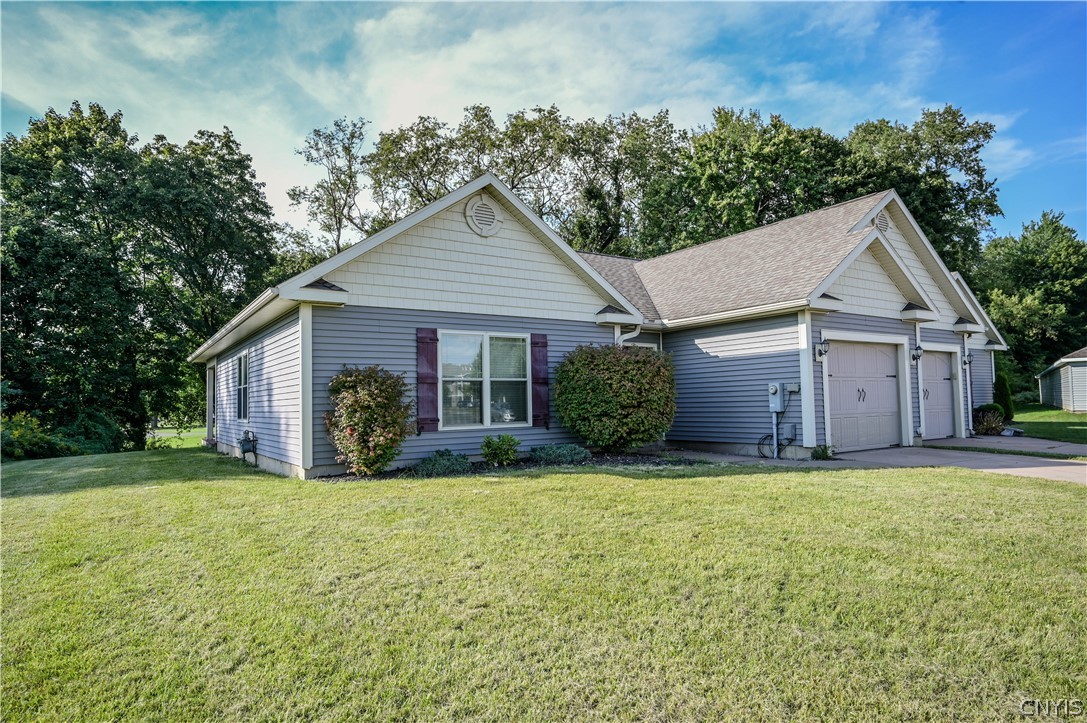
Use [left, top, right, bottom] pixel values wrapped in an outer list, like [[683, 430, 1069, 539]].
[[325, 365, 415, 476], [554, 344, 676, 452]]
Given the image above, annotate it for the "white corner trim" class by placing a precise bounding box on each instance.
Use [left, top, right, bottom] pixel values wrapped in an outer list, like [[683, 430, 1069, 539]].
[[798, 311, 817, 447], [915, 322, 925, 438], [820, 328, 915, 448], [300, 304, 313, 470]]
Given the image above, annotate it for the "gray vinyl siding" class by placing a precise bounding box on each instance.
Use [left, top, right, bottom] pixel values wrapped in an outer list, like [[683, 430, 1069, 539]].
[[812, 313, 920, 445], [625, 330, 663, 349], [1042, 362, 1087, 412], [215, 310, 301, 465], [311, 305, 614, 467], [970, 350, 994, 406], [662, 315, 803, 448]]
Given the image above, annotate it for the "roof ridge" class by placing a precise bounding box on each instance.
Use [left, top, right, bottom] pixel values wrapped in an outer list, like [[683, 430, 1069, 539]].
[[578, 250, 638, 261], [636, 189, 892, 267]]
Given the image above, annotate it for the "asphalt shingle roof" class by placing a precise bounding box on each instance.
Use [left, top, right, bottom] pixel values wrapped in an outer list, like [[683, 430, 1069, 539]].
[[1064, 346, 1087, 360], [582, 191, 892, 323]]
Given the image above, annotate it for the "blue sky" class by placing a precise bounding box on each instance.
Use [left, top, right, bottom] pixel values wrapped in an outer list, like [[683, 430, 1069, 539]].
[[3, 2, 1084, 241]]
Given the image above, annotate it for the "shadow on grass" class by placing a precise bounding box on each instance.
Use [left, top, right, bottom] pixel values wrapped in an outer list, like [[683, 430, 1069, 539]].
[[1, 447, 280, 498], [1, 446, 867, 498]]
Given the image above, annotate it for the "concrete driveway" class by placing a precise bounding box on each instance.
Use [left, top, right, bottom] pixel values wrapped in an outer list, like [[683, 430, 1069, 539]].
[[838, 446, 1087, 484]]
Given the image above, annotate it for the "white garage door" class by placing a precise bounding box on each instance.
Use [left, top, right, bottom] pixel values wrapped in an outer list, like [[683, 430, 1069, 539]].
[[922, 352, 955, 439], [827, 342, 901, 452]]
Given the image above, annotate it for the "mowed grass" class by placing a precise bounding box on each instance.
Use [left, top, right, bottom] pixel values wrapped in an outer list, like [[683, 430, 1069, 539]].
[[147, 426, 207, 449], [1014, 403, 1087, 445], [2, 450, 1084, 721]]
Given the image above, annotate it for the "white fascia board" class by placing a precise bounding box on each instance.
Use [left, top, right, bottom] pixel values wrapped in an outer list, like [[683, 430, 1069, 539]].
[[901, 309, 939, 322], [276, 172, 643, 324], [953, 321, 985, 334], [661, 300, 809, 330], [858, 191, 980, 323], [808, 228, 937, 312], [951, 271, 1009, 348], [188, 289, 289, 363], [596, 312, 641, 325], [280, 288, 350, 306]]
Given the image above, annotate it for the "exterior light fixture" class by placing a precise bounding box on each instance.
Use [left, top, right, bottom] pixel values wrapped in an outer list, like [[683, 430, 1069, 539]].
[[911, 345, 924, 363], [814, 339, 831, 360], [962, 351, 974, 367]]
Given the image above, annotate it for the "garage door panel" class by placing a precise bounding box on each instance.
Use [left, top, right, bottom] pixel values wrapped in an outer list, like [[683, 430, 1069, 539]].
[[828, 341, 902, 452], [923, 352, 955, 439]]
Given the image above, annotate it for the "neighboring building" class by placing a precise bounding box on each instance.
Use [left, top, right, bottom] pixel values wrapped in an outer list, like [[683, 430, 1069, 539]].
[[190, 174, 1006, 476], [1038, 347, 1087, 413]]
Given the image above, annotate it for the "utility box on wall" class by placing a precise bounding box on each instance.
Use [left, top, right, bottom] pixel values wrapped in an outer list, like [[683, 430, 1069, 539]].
[[768, 382, 786, 412]]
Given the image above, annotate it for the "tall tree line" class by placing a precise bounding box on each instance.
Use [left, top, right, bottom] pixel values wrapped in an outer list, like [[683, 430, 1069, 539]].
[[2, 102, 278, 450], [291, 103, 1000, 278]]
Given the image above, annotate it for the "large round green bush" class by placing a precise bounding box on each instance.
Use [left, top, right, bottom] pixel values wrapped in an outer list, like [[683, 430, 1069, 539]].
[[325, 365, 415, 476], [554, 344, 676, 452]]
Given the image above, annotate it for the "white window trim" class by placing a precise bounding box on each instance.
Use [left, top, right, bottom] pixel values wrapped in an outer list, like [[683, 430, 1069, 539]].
[[437, 330, 532, 431], [236, 350, 250, 422]]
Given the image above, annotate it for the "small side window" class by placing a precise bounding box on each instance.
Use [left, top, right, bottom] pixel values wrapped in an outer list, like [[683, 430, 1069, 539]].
[[236, 352, 249, 420]]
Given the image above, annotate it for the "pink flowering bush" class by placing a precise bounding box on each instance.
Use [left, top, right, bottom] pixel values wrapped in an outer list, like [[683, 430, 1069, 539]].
[[325, 365, 415, 475]]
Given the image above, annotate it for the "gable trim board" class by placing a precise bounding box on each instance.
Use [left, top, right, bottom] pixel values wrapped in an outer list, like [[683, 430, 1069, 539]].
[[191, 175, 1003, 475]]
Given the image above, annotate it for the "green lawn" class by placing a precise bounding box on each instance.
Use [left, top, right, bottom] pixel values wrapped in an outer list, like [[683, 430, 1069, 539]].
[[1014, 403, 1087, 445], [3, 450, 1084, 721], [147, 426, 207, 449]]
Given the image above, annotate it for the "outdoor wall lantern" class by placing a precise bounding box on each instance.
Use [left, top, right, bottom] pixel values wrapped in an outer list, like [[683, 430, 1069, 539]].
[[962, 351, 974, 367], [814, 339, 831, 360], [911, 345, 924, 363]]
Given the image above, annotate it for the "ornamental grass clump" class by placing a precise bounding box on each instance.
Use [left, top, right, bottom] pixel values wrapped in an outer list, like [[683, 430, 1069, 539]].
[[554, 344, 676, 452], [325, 365, 415, 476]]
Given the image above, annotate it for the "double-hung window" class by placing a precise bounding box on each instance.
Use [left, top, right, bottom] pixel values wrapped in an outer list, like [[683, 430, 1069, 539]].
[[439, 332, 529, 428], [236, 351, 249, 420]]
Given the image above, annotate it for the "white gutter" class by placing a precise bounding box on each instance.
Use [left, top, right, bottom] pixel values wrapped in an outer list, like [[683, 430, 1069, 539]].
[[660, 299, 810, 330]]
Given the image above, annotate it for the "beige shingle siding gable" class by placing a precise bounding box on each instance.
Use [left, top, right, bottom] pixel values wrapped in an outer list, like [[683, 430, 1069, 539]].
[[323, 196, 611, 322], [826, 248, 909, 318]]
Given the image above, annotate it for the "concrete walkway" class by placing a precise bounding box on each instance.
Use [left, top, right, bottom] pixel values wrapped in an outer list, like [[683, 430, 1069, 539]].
[[925, 434, 1087, 457], [670, 445, 1087, 485]]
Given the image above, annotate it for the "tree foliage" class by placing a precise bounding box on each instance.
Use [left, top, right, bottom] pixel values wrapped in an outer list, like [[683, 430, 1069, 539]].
[[1, 102, 276, 449], [976, 211, 1087, 388]]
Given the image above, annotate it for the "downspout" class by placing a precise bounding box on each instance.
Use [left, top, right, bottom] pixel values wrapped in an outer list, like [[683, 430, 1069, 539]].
[[964, 336, 974, 435], [615, 325, 643, 346]]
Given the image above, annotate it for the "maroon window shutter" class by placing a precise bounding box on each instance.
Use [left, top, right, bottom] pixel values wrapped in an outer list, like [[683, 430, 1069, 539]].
[[531, 334, 549, 428], [416, 328, 439, 432]]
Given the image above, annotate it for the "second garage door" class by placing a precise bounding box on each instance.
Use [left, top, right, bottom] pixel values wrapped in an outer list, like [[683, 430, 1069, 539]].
[[827, 342, 901, 452]]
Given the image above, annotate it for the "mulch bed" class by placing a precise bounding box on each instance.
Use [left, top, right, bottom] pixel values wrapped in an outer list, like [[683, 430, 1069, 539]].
[[316, 451, 700, 483]]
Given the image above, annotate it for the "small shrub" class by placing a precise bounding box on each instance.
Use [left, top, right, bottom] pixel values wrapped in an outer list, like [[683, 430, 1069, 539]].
[[1, 413, 83, 460], [974, 402, 1005, 421], [993, 372, 1015, 421], [973, 410, 1005, 436], [481, 434, 520, 467], [811, 444, 834, 461], [554, 344, 676, 452], [413, 449, 472, 477], [1012, 390, 1039, 405], [325, 365, 415, 476], [530, 443, 591, 465]]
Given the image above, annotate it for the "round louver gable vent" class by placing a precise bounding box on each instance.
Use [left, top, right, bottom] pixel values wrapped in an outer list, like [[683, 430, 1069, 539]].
[[465, 194, 503, 237], [874, 211, 890, 232]]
